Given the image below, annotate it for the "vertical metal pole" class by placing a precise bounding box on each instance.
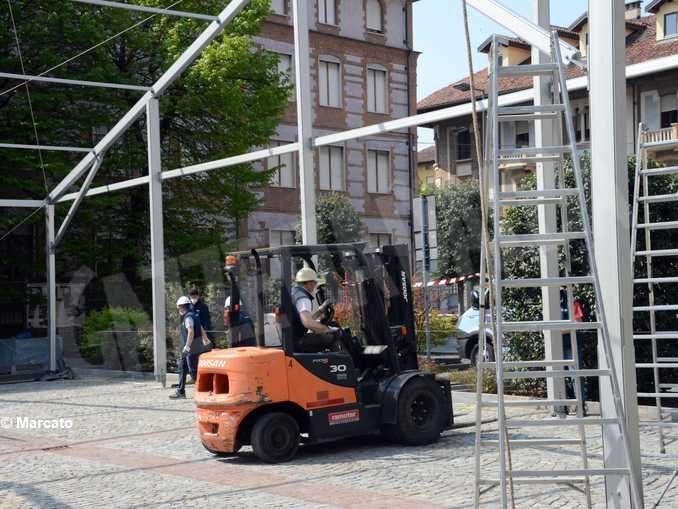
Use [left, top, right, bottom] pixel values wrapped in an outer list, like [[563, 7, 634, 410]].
[[292, 0, 317, 245], [422, 195, 432, 360], [147, 98, 167, 387], [533, 0, 565, 413], [589, 2, 643, 506], [46, 204, 57, 372], [489, 36, 508, 508]]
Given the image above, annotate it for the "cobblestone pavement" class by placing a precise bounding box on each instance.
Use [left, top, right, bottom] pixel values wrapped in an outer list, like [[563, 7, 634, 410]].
[[0, 376, 676, 508]]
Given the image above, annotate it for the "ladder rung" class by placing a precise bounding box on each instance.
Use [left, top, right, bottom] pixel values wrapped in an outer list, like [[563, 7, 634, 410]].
[[634, 332, 678, 340], [634, 249, 678, 257], [500, 145, 571, 157], [510, 468, 629, 478], [507, 418, 619, 427], [633, 304, 678, 312], [481, 398, 577, 408], [503, 369, 610, 380], [634, 277, 678, 284], [481, 360, 575, 369], [642, 139, 678, 150], [500, 276, 594, 288], [497, 113, 561, 122], [639, 193, 678, 204], [484, 438, 582, 447], [658, 357, 678, 362], [641, 166, 678, 177], [636, 363, 678, 369], [497, 63, 559, 77], [498, 189, 578, 200], [636, 221, 678, 230], [637, 392, 678, 398], [660, 383, 678, 388], [499, 197, 564, 206], [501, 320, 601, 332], [498, 232, 586, 247], [639, 421, 678, 428], [480, 477, 586, 485], [498, 105, 566, 115]]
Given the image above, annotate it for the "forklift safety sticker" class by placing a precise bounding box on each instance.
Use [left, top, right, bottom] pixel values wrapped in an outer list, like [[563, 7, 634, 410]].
[[328, 409, 360, 426], [199, 359, 226, 369]]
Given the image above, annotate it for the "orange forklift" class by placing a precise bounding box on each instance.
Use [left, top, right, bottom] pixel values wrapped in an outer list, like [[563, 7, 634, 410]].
[[195, 243, 453, 462]]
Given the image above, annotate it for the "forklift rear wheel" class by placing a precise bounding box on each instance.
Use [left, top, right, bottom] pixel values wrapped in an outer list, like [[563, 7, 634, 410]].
[[251, 412, 300, 463], [382, 378, 446, 445]]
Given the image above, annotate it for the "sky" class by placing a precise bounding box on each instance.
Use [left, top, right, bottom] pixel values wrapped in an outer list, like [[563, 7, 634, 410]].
[[412, 0, 651, 149]]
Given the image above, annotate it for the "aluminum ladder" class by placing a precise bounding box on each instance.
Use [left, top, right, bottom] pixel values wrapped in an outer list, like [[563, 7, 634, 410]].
[[473, 32, 643, 508], [631, 122, 678, 454]]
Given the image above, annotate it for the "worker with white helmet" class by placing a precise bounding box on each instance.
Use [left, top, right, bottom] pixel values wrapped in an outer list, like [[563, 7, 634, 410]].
[[170, 295, 211, 399], [291, 267, 334, 335]]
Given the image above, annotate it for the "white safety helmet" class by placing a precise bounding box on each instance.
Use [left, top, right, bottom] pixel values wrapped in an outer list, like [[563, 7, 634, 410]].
[[295, 267, 318, 283], [176, 296, 191, 307]]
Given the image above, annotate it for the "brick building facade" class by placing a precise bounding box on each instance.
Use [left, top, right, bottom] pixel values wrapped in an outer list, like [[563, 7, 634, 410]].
[[247, 0, 418, 251]]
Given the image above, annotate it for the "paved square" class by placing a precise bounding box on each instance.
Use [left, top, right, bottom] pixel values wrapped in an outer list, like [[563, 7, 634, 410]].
[[0, 376, 676, 508]]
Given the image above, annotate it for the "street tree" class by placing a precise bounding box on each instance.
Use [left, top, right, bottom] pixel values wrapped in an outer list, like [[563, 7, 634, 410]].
[[0, 0, 290, 299]]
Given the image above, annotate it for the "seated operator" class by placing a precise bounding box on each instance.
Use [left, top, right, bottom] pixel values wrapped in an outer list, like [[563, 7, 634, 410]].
[[292, 267, 335, 335]]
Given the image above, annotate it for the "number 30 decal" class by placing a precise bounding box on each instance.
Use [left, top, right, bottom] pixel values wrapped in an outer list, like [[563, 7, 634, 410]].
[[330, 364, 347, 373]]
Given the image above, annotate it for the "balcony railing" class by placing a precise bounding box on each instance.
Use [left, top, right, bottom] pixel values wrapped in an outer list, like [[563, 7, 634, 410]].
[[642, 124, 678, 148]]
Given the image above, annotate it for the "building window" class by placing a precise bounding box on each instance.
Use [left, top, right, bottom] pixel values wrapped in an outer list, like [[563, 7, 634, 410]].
[[366, 0, 383, 32], [661, 93, 678, 128], [319, 58, 341, 107], [319, 146, 344, 191], [456, 129, 471, 160], [277, 53, 295, 100], [318, 0, 336, 25], [268, 143, 295, 188], [367, 149, 390, 193], [369, 232, 391, 248], [271, 0, 286, 15], [367, 67, 387, 113], [426, 176, 434, 186], [665, 12, 678, 38], [515, 121, 530, 147], [270, 229, 296, 247]]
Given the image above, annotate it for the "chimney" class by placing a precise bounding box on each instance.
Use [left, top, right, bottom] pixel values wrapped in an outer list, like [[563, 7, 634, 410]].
[[625, 1, 641, 20]]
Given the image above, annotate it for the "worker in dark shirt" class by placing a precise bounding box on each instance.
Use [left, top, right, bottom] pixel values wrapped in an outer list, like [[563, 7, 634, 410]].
[[190, 288, 214, 348]]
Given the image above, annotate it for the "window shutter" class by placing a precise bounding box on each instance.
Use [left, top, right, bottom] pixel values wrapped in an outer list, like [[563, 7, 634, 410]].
[[271, 0, 285, 15], [281, 153, 294, 188], [328, 62, 340, 107], [319, 147, 330, 190], [367, 70, 376, 112], [330, 147, 344, 190], [377, 151, 389, 192], [319, 62, 328, 106], [642, 90, 660, 130], [500, 122, 516, 149], [367, 0, 382, 31], [367, 151, 377, 193], [375, 70, 386, 113]]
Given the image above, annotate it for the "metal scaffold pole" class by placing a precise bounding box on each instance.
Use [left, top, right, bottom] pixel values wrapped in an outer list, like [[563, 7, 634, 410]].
[[147, 98, 167, 387], [292, 0, 317, 245], [45, 204, 57, 372], [588, 2, 643, 506]]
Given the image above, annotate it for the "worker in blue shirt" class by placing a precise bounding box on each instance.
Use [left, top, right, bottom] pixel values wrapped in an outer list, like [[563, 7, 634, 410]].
[[190, 288, 214, 348], [170, 296, 211, 399]]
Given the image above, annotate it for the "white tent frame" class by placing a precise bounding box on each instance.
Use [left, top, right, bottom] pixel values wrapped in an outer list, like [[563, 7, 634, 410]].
[[0, 2, 641, 505]]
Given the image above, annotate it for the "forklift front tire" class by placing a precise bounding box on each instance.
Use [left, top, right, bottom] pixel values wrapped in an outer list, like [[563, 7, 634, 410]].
[[251, 412, 300, 463], [381, 377, 446, 446]]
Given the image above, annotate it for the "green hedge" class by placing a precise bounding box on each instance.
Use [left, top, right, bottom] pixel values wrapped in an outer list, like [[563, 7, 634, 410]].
[[80, 307, 151, 366]]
